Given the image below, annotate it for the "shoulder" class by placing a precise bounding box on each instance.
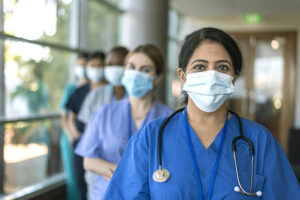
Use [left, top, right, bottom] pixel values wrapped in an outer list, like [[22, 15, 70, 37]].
[[63, 83, 76, 92], [132, 116, 172, 143], [71, 83, 90, 96], [240, 117, 273, 139], [153, 102, 174, 115], [238, 116, 282, 158], [93, 98, 128, 117]]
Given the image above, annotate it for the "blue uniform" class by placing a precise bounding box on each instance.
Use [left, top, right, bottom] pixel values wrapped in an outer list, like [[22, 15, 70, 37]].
[[75, 98, 173, 200], [104, 111, 300, 199]]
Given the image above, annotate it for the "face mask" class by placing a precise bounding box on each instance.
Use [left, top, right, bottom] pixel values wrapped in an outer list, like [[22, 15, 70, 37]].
[[104, 65, 125, 86], [182, 70, 234, 112], [74, 65, 85, 79], [86, 67, 104, 83], [121, 70, 154, 98]]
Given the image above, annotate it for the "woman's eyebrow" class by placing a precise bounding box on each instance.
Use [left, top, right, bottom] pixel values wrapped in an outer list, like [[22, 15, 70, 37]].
[[191, 59, 208, 65], [126, 62, 135, 66], [140, 65, 154, 69], [215, 60, 232, 66]]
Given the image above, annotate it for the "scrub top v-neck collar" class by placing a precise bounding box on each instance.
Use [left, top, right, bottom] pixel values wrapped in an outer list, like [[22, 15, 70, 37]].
[[183, 108, 229, 200], [127, 100, 156, 140]]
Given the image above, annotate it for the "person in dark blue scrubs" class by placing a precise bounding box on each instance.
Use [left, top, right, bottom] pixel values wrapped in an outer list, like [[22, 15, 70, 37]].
[[103, 27, 300, 199]]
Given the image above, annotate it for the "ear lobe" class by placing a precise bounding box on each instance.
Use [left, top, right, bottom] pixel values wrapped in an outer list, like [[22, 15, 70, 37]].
[[177, 68, 186, 85]]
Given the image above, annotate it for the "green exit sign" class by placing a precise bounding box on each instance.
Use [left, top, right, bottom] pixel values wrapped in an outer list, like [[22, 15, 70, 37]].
[[244, 13, 263, 24]]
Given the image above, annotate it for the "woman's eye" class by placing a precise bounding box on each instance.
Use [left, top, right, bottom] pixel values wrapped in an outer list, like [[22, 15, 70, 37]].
[[140, 67, 152, 74], [216, 65, 229, 72], [193, 64, 206, 71], [127, 65, 135, 70]]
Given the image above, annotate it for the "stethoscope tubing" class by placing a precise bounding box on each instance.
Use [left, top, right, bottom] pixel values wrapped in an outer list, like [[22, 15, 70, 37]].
[[155, 107, 260, 197]]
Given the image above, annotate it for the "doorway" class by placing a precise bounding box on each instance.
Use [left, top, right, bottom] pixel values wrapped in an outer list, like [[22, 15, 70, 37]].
[[228, 31, 297, 152]]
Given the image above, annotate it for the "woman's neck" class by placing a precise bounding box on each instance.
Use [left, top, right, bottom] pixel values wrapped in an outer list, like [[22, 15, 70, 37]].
[[129, 92, 155, 113], [186, 98, 228, 149], [113, 86, 126, 100], [91, 80, 107, 89], [129, 92, 155, 129]]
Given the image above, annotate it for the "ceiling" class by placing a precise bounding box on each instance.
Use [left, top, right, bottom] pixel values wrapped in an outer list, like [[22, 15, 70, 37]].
[[171, 0, 300, 17]]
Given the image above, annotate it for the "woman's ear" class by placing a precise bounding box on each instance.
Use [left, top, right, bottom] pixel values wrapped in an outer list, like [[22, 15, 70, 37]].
[[154, 73, 164, 86], [177, 68, 186, 85]]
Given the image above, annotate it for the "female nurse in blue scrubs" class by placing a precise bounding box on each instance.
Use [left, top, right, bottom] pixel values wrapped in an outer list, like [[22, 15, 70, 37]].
[[75, 44, 173, 200], [104, 27, 300, 199]]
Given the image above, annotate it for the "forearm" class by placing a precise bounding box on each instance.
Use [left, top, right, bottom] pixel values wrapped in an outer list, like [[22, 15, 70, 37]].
[[84, 157, 117, 180], [68, 112, 81, 139], [61, 111, 74, 141]]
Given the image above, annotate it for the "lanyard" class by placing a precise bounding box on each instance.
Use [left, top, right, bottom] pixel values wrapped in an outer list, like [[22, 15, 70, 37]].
[[184, 108, 228, 200]]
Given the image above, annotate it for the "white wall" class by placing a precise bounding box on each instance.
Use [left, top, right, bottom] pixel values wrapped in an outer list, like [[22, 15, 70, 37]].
[[178, 15, 300, 128]]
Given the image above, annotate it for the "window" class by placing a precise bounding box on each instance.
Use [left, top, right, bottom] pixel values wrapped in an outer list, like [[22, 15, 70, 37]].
[[87, 0, 121, 51], [0, 0, 122, 196]]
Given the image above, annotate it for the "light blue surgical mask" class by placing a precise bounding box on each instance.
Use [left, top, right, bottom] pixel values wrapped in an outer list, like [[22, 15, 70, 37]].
[[121, 70, 154, 98], [182, 70, 234, 112], [86, 67, 104, 83]]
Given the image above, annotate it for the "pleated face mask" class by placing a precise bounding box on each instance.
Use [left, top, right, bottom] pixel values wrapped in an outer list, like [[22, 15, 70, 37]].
[[104, 65, 124, 86], [121, 70, 154, 98], [182, 70, 234, 112]]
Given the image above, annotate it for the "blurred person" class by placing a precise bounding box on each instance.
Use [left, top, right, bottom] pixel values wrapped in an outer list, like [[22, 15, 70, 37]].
[[76, 46, 128, 200], [59, 52, 89, 200], [66, 51, 106, 200], [75, 44, 173, 200]]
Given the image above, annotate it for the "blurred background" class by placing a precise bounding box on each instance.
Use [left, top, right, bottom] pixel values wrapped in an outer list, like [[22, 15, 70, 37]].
[[0, 0, 299, 199]]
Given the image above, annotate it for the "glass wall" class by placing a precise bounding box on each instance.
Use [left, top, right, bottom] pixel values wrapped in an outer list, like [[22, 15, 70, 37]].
[[0, 0, 122, 196], [4, 0, 72, 46], [87, 0, 120, 51]]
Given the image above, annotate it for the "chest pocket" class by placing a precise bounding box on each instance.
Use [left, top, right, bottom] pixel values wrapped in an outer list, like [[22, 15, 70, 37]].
[[226, 173, 266, 200]]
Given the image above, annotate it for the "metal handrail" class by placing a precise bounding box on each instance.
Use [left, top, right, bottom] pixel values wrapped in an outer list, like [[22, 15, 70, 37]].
[[0, 112, 61, 125]]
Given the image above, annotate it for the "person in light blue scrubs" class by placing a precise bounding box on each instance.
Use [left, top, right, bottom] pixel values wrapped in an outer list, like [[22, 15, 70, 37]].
[[75, 44, 173, 200], [104, 28, 300, 200]]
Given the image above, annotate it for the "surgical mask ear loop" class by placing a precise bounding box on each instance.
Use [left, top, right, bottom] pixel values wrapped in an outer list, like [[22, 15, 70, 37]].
[[182, 70, 187, 81]]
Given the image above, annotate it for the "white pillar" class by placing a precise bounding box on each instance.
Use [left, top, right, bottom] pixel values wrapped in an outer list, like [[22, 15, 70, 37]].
[[120, 0, 169, 102]]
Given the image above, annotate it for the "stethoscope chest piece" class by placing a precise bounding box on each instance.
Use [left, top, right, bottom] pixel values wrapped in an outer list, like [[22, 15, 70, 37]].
[[153, 169, 170, 182]]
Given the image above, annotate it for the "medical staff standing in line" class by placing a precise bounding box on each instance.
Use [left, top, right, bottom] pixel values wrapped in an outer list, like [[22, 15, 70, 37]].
[[75, 44, 173, 200], [66, 51, 106, 200], [76, 46, 128, 200], [103, 27, 300, 200]]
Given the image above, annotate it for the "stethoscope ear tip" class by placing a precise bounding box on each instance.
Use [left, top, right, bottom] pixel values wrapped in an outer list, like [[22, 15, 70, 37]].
[[234, 186, 240, 192], [256, 191, 262, 196]]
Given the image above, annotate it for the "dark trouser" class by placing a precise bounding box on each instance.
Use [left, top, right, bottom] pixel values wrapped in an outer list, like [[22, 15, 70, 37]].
[[73, 139, 87, 200]]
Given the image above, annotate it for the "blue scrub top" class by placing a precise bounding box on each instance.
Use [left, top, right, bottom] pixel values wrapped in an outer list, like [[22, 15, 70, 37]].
[[104, 111, 300, 200], [75, 98, 173, 199]]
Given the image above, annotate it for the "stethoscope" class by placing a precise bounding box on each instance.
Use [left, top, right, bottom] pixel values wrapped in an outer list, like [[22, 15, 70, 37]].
[[152, 107, 263, 198]]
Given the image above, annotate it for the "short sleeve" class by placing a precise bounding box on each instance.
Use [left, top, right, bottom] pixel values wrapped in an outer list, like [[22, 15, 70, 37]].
[[60, 83, 76, 110], [103, 127, 150, 200], [77, 94, 92, 124], [75, 110, 102, 158], [262, 135, 300, 199], [66, 90, 78, 113]]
